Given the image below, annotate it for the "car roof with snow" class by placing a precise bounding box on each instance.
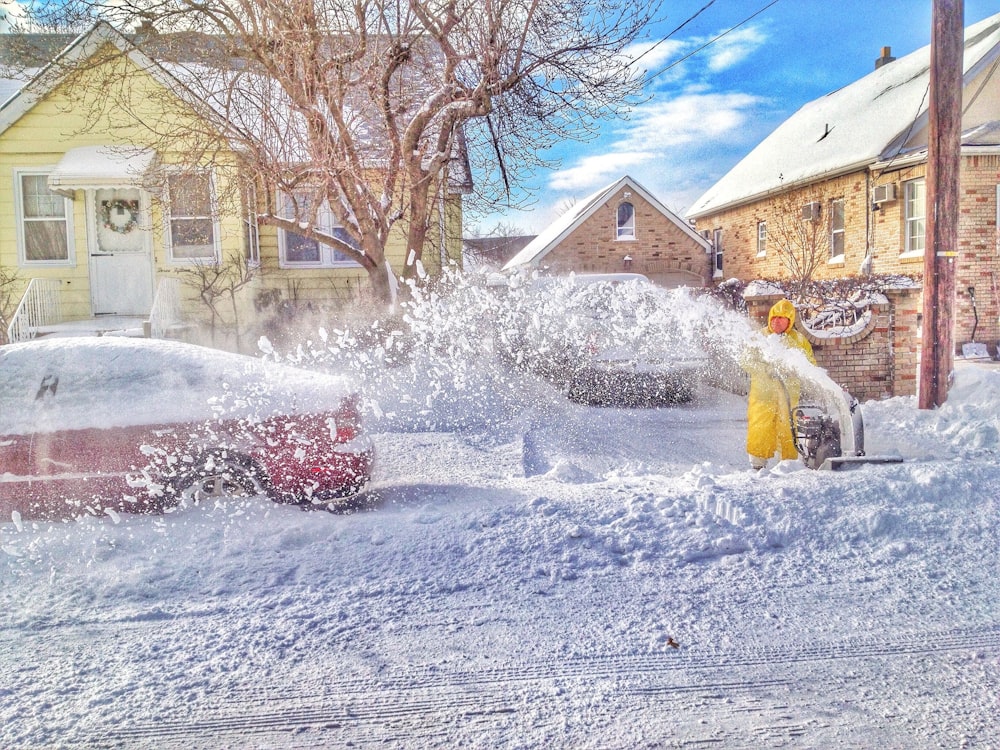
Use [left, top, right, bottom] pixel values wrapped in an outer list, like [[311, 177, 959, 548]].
[[0, 337, 354, 435]]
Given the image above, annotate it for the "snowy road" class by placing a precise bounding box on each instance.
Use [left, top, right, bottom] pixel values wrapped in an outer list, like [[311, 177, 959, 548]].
[[15, 618, 996, 747], [3, 374, 1000, 748]]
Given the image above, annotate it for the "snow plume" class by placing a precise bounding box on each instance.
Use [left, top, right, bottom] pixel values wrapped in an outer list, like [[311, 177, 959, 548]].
[[496, 272, 761, 398], [261, 270, 776, 434], [264, 269, 540, 432]]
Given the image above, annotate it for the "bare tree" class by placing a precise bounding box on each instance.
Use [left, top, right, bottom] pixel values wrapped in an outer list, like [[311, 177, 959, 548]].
[[16, 0, 659, 304], [762, 189, 832, 298], [174, 250, 258, 349]]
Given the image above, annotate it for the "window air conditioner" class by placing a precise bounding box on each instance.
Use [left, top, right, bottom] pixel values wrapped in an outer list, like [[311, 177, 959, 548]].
[[873, 183, 897, 204], [801, 201, 821, 221]]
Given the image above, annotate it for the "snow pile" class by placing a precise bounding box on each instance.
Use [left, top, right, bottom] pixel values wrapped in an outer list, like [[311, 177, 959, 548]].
[[1, 275, 999, 747], [863, 363, 1000, 459]]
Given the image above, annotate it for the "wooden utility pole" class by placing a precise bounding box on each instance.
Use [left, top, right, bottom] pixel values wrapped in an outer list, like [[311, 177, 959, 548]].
[[919, 0, 964, 409]]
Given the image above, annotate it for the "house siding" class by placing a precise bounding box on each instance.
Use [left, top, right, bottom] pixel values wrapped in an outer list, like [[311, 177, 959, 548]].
[[0, 40, 459, 344]]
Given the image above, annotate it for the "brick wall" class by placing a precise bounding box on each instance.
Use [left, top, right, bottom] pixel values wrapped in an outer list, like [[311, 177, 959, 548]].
[[955, 154, 1000, 351], [746, 289, 922, 401], [542, 187, 713, 286], [699, 172, 871, 282], [695, 154, 1000, 396]]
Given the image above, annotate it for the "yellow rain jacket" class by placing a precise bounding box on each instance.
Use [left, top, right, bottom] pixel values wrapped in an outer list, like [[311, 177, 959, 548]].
[[744, 299, 816, 462]]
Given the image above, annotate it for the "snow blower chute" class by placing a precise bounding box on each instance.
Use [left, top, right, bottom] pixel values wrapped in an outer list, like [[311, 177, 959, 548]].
[[791, 387, 903, 471]]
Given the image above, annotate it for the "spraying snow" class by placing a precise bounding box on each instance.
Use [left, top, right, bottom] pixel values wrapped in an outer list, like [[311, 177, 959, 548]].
[[1, 272, 997, 747]]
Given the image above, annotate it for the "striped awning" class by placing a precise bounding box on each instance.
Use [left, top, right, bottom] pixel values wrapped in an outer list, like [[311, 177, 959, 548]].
[[48, 145, 156, 194]]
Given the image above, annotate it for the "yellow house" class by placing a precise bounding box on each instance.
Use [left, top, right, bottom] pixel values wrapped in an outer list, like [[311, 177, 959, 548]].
[[0, 23, 468, 347]]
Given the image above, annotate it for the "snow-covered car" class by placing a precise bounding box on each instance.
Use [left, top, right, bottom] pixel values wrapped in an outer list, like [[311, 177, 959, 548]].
[[501, 273, 706, 406], [0, 337, 374, 521]]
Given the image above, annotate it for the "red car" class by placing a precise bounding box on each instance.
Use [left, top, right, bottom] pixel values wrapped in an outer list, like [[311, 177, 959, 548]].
[[0, 337, 374, 521]]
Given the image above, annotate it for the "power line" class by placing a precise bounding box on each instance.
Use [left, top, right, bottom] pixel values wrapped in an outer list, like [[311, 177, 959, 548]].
[[629, 0, 720, 69], [640, 0, 783, 87]]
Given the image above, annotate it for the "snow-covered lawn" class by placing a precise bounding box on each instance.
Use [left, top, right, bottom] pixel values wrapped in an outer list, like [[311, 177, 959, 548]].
[[1, 279, 998, 747]]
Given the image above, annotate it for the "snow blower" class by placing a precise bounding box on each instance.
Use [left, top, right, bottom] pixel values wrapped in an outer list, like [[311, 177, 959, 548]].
[[791, 387, 903, 471]]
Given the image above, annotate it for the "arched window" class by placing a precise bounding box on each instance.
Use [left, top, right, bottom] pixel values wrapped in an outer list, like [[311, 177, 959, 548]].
[[616, 202, 635, 240]]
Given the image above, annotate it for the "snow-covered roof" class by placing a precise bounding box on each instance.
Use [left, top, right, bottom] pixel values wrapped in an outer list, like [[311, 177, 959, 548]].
[[503, 175, 710, 271], [688, 11, 1000, 218]]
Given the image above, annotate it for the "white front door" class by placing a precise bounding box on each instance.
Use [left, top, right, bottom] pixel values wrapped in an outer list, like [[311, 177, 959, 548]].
[[89, 188, 154, 316]]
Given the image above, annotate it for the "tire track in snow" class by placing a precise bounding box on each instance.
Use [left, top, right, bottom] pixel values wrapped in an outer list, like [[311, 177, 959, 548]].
[[91, 623, 1000, 746]]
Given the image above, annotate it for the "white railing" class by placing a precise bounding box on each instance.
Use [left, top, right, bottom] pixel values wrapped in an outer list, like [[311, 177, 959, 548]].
[[147, 276, 183, 339], [7, 278, 62, 343]]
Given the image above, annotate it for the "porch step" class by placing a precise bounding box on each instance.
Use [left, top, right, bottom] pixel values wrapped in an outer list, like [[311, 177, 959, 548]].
[[32, 316, 148, 339]]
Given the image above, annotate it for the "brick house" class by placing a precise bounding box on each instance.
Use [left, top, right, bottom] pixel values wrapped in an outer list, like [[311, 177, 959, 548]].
[[504, 175, 713, 287], [688, 11, 1000, 400]]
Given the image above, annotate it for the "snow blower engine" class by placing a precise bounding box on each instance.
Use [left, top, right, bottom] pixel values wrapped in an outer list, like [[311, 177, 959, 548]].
[[792, 390, 902, 471]]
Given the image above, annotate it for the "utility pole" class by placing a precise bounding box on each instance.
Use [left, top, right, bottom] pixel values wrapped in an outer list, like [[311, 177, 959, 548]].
[[919, 0, 964, 409]]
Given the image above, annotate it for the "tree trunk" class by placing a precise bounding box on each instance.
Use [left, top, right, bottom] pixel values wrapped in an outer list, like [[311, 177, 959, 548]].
[[401, 182, 432, 282]]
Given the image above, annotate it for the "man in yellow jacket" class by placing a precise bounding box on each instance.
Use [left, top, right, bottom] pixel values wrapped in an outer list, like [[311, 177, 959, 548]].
[[744, 299, 816, 470]]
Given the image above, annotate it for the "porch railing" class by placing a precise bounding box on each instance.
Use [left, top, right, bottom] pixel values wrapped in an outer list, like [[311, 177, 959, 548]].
[[6, 278, 62, 344], [147, 276, 183, 339]]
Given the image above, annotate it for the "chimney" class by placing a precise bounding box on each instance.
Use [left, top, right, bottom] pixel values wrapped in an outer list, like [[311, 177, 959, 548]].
[[875, 46, 896, 70]]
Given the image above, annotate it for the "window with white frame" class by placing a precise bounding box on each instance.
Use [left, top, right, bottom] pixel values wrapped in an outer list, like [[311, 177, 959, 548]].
[[830, 198, 845, 258], [616, 201, 635, 240], [756, 220, 767, 256], [242, 185, 260, 266], [713, 228, 723, 274], [16, 171, 73, 264], [904, 178, 926, 255], [166, 171, 218, 261], [278, 191, 359, 268]]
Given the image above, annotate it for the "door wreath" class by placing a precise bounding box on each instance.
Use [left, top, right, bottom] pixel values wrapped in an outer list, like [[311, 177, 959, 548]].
[[101, 199, 139, 234]]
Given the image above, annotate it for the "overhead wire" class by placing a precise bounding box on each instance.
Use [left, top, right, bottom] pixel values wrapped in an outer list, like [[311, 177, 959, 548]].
[[639, 0, 783, 87], [628, 0, 720, 69]]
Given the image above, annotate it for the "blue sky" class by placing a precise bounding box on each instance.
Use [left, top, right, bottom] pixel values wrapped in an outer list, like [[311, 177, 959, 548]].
[[472, 0, 1000, 235]]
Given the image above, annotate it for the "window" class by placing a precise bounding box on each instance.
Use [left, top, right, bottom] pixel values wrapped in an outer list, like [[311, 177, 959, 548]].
[[242, 185, 260, 266], [904, 178, 926, 255], [830, 198, 845, 259], [166, 172, 218, 261], [616, 202, 635, 240], [756, 221, 767, 256], [713, 228, 723, 274], [16, 171, 73, 264], [279, 191, 359, 268]]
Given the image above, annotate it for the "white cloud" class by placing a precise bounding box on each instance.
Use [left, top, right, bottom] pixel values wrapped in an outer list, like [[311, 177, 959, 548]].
[[615, 91, 764, 151], [526, 89, 767, 226], [0, 1, 31, 32], [487, 25, 772, 232], [705, 26, 768, 72], [547, 151, 653, 193], [626, 24, 770, 88], [622, 38, 687, 76], [545, 90, 764, 195]]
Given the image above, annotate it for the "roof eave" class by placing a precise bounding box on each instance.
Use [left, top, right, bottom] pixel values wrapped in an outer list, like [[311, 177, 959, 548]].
[[687, 158, 879, 220], [0, 22, 181, 138]]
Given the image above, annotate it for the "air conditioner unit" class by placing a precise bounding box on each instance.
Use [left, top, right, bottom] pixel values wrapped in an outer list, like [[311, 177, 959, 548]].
[[801, 201, 821, 221], [873, 183, 897, 204]]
